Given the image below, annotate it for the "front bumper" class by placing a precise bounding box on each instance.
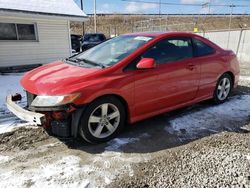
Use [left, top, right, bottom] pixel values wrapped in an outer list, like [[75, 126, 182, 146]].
[[6, 95, 45, 125], [6, 94, 85, 138]]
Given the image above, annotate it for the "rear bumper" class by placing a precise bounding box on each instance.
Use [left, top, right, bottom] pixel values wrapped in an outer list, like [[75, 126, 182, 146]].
[[6, 95, 45, 125]]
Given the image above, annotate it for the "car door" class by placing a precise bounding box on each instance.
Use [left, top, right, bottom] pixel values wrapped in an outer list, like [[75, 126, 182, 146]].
[[139, 37, 200, 111], [125, 57, 160, 116]]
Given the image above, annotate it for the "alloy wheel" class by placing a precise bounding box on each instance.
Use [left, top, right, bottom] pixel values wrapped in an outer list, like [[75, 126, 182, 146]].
[[217, 77, 231, 101], [88, 103, 120, 139]]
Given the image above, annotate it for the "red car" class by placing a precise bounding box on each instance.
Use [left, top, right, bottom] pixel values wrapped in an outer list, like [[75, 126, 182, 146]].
[[7, 32, 240, 143]]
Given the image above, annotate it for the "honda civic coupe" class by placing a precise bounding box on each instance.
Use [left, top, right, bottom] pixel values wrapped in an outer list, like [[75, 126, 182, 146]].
[[6, 32, 240, 143]]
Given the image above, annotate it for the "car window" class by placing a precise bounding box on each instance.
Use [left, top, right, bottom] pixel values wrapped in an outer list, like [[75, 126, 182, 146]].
[[99, 34, 106, 41], [192, 38, 215, 57], [142, 37, 193, 65], [84, 34, 106, 42]]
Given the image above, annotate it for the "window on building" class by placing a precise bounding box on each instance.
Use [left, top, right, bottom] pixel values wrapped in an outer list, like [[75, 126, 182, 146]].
[[0, 23, 37, 41]]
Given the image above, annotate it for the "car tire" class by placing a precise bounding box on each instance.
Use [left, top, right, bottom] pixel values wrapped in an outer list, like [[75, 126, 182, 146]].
[[79, 96, 126, 144], [213, 73, 233, 104]]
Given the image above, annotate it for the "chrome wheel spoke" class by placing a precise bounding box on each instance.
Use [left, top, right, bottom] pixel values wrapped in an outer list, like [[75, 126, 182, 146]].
[[218, 85, 222, 90], [222, 78, 226, 86], [108, 111, 119, 120], [224, 91, 227, 97], [218, 91, 223, 98], [89, 115, 101, 123], [105, 122, 115, 132], [225, 83, 230, 89], [94, 124, 104, 137], [101, 104, 108, 117]]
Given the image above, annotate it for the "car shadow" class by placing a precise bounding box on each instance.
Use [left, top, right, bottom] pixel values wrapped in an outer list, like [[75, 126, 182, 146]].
[[62, 85, 250, 154]]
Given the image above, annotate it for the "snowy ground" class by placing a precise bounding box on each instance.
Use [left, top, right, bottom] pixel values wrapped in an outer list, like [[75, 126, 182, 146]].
[[0, 73, 29, 134], [0, 73, 25, 107], [0, 74, 249, 187], [165, 94, 250, 139]]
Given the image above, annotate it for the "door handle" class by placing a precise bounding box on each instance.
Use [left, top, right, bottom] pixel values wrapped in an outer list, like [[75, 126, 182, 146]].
[[187, 63, 195, 70]]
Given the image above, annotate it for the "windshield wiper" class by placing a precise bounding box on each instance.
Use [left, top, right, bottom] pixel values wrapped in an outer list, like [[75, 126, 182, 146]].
[[76, 58, 106, 68], [65, 57, 78, 63]]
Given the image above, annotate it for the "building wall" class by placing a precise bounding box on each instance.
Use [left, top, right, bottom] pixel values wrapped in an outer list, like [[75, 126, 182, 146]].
[[0, 15, 71, 67]]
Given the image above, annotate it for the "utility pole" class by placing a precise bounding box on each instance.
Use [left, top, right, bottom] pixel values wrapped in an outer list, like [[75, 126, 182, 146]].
[[94, 0, 97, 33], [80, 0, 83, 10], [80, 0, 85, 35], [208, 0, 211, 14], [159, 0, 161, 17], [202, 1, 210, 14], [227, 4, 235, 49]]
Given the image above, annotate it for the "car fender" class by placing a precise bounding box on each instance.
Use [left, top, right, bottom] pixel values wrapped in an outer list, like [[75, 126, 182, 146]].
[[71, 89, 133, 137]]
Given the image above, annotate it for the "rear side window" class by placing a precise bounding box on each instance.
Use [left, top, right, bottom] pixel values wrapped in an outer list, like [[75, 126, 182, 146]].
[[142, 37, 193, 65], [193, 38, 215, 57]]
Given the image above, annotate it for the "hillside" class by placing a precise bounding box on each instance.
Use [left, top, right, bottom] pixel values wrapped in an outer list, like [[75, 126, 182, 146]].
[[71, 15, 250, 36]]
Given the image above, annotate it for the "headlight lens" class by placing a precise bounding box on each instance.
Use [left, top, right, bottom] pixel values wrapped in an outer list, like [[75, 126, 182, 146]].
[[31, 93, 80, 107]]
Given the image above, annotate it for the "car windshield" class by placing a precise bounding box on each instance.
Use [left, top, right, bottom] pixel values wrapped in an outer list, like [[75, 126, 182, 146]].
[[74, 35, 154, 67]]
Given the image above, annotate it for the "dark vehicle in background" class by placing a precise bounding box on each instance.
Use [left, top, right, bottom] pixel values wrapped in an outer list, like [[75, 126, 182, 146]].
[[71, 34, 82, 52], [82, 33, 106, 51]]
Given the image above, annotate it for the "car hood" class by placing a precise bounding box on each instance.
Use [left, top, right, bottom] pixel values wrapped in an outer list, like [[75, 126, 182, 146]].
[[21, 61, 101, 95]]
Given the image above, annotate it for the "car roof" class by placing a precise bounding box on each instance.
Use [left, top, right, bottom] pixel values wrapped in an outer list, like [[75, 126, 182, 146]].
[[124, 31, 197, 38], [84, 33, 105, 35], [71, 34, 82, 37], [124, 31, 222, 51]]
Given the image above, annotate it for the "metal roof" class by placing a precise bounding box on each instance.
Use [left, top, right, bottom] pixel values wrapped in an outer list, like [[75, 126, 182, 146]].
[[0, 0, 87, 19]]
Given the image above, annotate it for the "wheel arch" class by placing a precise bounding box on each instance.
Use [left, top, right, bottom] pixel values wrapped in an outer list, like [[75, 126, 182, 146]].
[[222, 71, 235, 87], [91, 94, 130, 123], [71, 93, 130, 138]]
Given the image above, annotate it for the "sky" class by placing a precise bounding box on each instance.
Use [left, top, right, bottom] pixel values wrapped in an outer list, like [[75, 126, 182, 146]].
[[74, 0, 250, 14]]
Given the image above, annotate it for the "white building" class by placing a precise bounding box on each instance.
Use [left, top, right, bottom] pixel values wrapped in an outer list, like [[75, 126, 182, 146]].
[[0, 0, 87, 67]]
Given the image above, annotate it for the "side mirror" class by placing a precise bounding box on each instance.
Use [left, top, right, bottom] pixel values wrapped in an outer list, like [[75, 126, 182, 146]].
[[136, 58, 156, 70]]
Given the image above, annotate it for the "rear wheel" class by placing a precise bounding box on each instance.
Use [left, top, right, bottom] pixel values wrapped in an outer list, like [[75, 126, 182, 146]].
[[79, 96, 125, 143], [213, 73, 233, 104]]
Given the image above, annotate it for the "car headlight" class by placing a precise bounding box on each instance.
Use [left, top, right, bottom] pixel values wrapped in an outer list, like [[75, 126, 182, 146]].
[[31, 93, 80, 107]]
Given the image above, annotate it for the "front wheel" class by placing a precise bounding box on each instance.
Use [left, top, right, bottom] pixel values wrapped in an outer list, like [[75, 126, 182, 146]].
[[213, 73, 233, 104], [79, 97, 125, 143]]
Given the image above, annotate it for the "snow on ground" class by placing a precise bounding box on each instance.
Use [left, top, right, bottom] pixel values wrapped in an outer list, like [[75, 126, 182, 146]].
[[0, 73, 24, 107], [0, 155, 13, 164], [0, 73, 29, 133], [0, 134, 151, 188], [247, 155, 250, 160], [240, 75, 250, 81], [0, 155, 90, 188], [165, 95, 250, 139], [0, 122, 37, 134]]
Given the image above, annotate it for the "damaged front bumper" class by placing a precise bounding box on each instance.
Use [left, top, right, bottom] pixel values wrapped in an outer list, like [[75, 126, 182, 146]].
[[6, 93, 85, 138], [6, 95, 45, 125]]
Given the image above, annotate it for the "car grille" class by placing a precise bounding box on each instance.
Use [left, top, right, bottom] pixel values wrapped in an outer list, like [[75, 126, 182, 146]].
[[26, 91, 36, 107]]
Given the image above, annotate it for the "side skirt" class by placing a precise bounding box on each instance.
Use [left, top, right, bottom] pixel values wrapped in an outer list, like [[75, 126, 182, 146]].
[[130, 95, 213, 124]]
